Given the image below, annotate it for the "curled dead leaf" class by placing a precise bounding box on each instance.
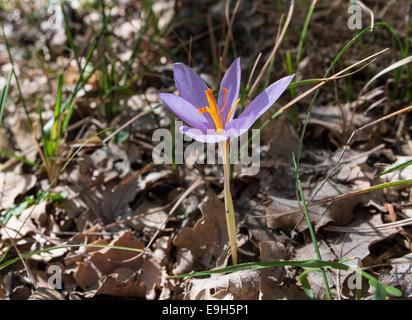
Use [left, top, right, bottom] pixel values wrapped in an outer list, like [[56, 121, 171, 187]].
[[184, 270, 260, 300], [73, 230, 162, 299], [172, 189, 229, 275]]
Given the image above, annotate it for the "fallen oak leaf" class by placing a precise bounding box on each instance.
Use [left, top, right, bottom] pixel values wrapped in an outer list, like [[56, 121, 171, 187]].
[[183, 269, 260, 300], [172, 189, 230, 275]]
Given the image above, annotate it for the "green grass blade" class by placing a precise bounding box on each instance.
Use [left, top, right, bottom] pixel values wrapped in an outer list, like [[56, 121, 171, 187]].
[[50, 73, 64, 156], [62, 101, 75, 133], [361, 179, 412, 193], [0, 69, 12, 127], [385, 286, 402, 297], [169, 260, 343, 278], [296, 22, 402, 168], [0, 149, 42, 168], [299, 268, 318, 299], [286, 51, 297, 126], [0, 244, 12, 264], [43, 33, 104, 134], [121, 3, 152, 86], [170, 259, 396, 299], [36, 102, 51, 159], [61, 3, 81, 72], [0, 244, 144, 271], [293, 154, 332, 300], [0, 18, 32, 129], [296, 0, 317, 66], [376, 159, 412, 177]]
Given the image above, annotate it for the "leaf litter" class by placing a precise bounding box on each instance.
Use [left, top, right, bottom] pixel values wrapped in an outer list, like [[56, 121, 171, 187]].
[[0, 0, 412, 300]]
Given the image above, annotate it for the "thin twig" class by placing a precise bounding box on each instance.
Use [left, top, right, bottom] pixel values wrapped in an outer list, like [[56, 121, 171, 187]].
[[217, 0, 241, 83], [247, 0, 294, 103]]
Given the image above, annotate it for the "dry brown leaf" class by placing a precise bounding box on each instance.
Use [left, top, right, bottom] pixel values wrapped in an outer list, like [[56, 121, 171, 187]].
[[88, 231, 144, 274], [9, 286, 31, 300], [29, 287, 65, 300], [0, 164, 36, 211], [74, 261, 100, 291], [260, 112, 299, 158], [265, 182, 361, 232], [0, 201, 43, 240], [0, 128, 13, 153], [9, 117, 39, 162], [73, 230, 162, 299], [380, 253, 412, 298], [258, 241, 307, 300], [301, 103, 372, 143], [172, 189, 229, 275], [294, 211, 396, 299], [83, 259, 162, 299], [129, 199, 168, 230], [93, 267, 147, 298], [184, 270, 260, 300], [68, 143, 136, 223], [0, 278, 5, 299]]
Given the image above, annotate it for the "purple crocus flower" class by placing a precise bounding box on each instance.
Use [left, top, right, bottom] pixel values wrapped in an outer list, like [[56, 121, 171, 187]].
[[159, 58, 294, 143]]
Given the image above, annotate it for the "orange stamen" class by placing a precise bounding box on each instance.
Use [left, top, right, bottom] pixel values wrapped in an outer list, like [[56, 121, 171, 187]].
[[196, 88, 238, 134], [225, 98, 240, 124], [219, 88, 227, 117]]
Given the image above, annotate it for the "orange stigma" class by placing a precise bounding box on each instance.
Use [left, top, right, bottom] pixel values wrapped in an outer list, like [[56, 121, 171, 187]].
[[198, 88, 240, 134]]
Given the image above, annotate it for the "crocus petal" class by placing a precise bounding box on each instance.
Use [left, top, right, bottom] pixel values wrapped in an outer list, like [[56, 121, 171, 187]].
[[180, 126, 228, 143], [173, 63, 215, 127], [218, 57, 241, 124], [159, 93, 210, 131], [223, 123, 250, 139], [227, 74, 294, 133]]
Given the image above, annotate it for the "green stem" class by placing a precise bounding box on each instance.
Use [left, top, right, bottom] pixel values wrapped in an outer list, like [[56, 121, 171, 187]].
[[220, 140, 238, 265]]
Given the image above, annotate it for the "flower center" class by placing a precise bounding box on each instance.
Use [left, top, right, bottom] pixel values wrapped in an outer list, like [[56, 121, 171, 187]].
[[198, 88, 240, 134]]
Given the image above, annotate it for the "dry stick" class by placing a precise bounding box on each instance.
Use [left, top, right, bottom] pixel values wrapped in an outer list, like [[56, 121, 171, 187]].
[[290, 144, 387, 232], [135, 179, 206, 259], [323, 217, 412, 233], [333, 72, 346, 140], [298, 143, 385, 172], [350, 55, 412, 130], [0, 145, 38, 171], [0, 221, 36, 288], [101, 177, 218, 233], [242, 50, 388, 160], [306, 104, 412, 207], [103, 109, 149, 144], [1, 131, 111, 281], [188, 36, 193, 67], [112, 161, 155, 191], [355, 0, 375, 32], [217, 0, 241, 83], [207, 13, 218, 63], [97, 202, 174, 232], [246, 52, 263, 90], [272, 50, 389, 206], [251, 180, 412, 220], [335, 143, 384, 164], [172, 29, 197, 68], [54, 231, 112, 237], [378, 0, 397, 18], [277, 54, 381, 116], [246, 0, 294, 104]]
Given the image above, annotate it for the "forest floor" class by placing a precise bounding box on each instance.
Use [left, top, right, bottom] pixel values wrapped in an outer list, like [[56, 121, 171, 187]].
[[0, 0, 411, 300]]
